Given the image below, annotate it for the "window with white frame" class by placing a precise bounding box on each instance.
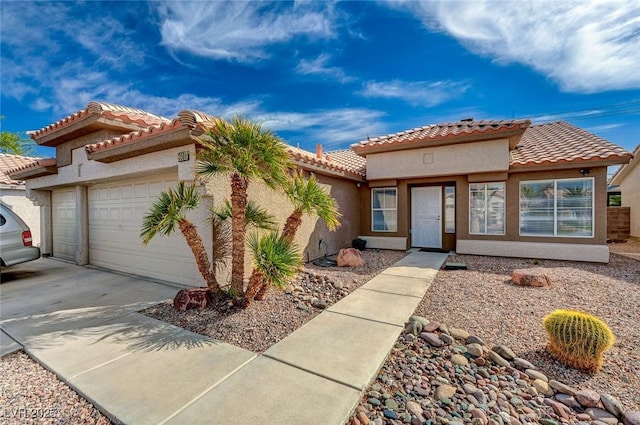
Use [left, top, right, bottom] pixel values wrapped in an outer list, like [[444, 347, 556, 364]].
[[519, 177, 593, 237], [469, 182, 505, 235], [372, 188, 397, 232]]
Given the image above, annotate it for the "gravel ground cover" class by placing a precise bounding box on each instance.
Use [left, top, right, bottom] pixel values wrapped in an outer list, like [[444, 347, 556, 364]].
[[141, 249, 408, 352], [0, 351, 112, 425], [350, 248, 640, 425]]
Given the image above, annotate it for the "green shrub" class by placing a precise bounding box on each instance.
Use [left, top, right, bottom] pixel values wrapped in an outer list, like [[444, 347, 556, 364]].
[[542, 309, 614, 373]]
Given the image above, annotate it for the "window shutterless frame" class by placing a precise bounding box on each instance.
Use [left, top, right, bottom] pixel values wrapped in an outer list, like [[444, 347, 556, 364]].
[[371, 187, 397, 232]]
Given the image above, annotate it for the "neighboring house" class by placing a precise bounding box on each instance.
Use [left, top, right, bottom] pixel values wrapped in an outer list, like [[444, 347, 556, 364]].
[[9, 103, 632, 286], [0, 154, 41, 246], [8, 102, 363, 286], [610, 143, 640, 238], [352, 120, 632, 263]]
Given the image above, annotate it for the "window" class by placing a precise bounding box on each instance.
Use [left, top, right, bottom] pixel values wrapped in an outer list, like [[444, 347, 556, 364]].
[[444, 186, 455, 233], [372, 188, 397, 232], [469, 183, 505, 235], [519, 178, 593, 237]]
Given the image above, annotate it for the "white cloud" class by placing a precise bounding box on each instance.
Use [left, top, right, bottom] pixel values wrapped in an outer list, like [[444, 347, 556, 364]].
[[295, 54, 355, 83], [386, 0, 640, 93], [156, 1, 336, 63], [359, 79, 469, 107]]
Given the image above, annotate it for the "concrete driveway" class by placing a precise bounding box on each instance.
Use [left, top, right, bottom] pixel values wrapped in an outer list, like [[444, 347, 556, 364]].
[[1, 258, 182, 355]]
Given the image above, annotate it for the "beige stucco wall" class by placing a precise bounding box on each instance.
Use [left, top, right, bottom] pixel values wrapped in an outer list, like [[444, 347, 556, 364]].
[[366, 139, 510, 180], [618, 163, 640, 238], [0, 188, 41, 246], [203, 169, 360, 286]]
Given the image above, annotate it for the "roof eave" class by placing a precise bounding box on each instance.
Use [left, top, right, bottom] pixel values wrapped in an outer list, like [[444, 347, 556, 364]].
[[510, 154, 633, 173], [293, 159, 365, 182], [352, 128, 527, 156], [87, 128, 197, 163], [8, 161, 58, 181]]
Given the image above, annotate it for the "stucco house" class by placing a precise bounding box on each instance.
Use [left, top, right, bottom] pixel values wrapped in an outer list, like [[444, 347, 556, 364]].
[[1, 154, 41, 246], [9, 102, 632, 286], [610, 143, 640, 238]]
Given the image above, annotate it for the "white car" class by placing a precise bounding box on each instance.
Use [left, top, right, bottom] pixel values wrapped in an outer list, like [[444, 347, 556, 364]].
[[0, 202, 41, 268]]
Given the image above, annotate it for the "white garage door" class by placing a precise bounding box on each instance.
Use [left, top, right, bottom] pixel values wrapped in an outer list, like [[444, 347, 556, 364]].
[[88, 174, 200, 286], [52, 188, 77, 261]]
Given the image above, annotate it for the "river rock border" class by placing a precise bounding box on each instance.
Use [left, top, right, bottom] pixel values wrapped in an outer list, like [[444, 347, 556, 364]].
[[349, 316, 640, 425]]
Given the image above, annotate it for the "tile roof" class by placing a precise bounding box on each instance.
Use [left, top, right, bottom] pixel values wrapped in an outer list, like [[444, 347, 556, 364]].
[[325, 149, 367, 176], [6, 157, 57, 181], [352, 119, 531, 154], [511, 121, 633, 168], [85, 119, 186, 154], [0, 154, 39, 185], [287, 146, 365, 179], [29, 101, 171, 141]]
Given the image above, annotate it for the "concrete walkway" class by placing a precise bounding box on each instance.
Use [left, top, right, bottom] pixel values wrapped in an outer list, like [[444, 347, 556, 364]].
[[1, 251, 448, 425]]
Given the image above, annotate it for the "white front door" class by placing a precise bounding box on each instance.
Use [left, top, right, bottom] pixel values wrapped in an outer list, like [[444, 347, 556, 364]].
[[411, 186, 442, 248]]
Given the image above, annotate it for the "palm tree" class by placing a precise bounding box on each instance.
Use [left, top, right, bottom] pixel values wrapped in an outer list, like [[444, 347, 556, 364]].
[[197, 116, 292, 297], [281, 171, 342, 243], [243, 231, 302, 307], [253, 171, 342, 302], [140, 182, 220, 293]]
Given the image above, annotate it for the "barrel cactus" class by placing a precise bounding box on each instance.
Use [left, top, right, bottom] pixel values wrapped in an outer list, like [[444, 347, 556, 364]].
[[542, 309, 615, 373]]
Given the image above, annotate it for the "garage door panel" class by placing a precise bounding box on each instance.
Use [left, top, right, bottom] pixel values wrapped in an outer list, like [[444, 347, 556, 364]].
[[52, 188, 77, 261], [88, 175, 199, 286]]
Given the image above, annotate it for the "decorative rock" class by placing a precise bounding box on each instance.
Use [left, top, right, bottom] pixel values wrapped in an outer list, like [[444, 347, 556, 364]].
[[623, 411, 640, 425], [555, 394, 581, 409], [383, 409, 398, 420], [511, 267, 551, 287], [466, 335, 486, 345], [368, 397, 381, 406], [512, 358, 536, 370], [539, 419, 558, 425], [311, 298, 327, 309], [532, 379, 553, 396], [549, 380, 576, 396], [405, 320, 423, 335], [173, 288, 212, 311], [466, 343, 484, 357], [439, 333, 455, 345], [405, 401, 425, 420], [489, 351, 511, 368], [420, 332, 444, 347], [449, 327, 470, 340], [600, 393, 623, 418], [435, 384, 457, 401], [451, 354, 469, 366], [585, 407, 619, 424], [575, 389, 601, 407], [525, 369, 548, 382], [410, 316, 430, 327], [492, 345, 516, 360], [357, 411, 369, 425], [424, 320, 441, 332], [471, 408, 488, 425], [337, 248, 366, 267]]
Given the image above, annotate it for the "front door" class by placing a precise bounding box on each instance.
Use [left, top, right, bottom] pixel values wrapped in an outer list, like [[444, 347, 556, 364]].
[[411, 186, 442, 248]]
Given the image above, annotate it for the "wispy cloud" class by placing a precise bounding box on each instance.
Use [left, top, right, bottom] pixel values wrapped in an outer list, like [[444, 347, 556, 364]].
[[386, 0, 640, 93], [295, 54, 355, 83], [359, 79, 469, 107], [156, 2, 337, 63]]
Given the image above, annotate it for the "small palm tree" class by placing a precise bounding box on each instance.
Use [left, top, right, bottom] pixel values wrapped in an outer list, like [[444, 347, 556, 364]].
[[212, 199, 277, 231], [140, 182, 220, 293], [243, 231, 302, 307], [197, 116, 292, 297], [281, 171, 342, 243]]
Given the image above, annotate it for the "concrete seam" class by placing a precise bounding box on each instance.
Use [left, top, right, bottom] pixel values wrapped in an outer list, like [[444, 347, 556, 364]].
[[357, 287, 428, 299], [68, 352, 135, 380], [261, 353, 364, 392], [156, 354, 258, 425], [324, 310, 404, 328]]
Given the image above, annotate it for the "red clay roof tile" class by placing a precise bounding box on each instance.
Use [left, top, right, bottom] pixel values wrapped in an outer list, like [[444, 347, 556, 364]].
[[0, 154, 40, 185], [286, 146, 365, 179], [30, 101, 171, 140], [6, 157, 57, 181], [352, 119, 531, 154], [511, 121, 633, 167]]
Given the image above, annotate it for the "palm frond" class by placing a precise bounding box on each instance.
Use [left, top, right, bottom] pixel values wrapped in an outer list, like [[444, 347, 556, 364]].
[[247, 231, 301, 289], [284, 171, 342, 231], [211, 199, 277, 231], [211, 217, 232, 272]]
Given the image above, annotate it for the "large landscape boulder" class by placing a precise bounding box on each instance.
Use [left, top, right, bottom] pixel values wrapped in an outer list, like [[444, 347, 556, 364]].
[[173, 288, 213, 311], [337, 248, 366, 267], [511, 267, 551, 287]]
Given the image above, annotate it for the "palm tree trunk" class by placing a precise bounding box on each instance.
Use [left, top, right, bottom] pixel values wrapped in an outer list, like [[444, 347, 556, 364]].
[[230, 173, 249, 297], [254, 281, 269, 301], [242, 268, 265, 307], [178, 219, 219, 293], [281, 210, 303, 243]]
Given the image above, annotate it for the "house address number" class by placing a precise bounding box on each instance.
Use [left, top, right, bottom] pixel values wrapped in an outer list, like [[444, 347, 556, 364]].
[[178, 151, 190, 162]]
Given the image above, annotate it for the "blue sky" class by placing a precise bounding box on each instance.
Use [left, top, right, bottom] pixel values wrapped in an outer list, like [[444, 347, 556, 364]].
[[1, 0, 639, 160]]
